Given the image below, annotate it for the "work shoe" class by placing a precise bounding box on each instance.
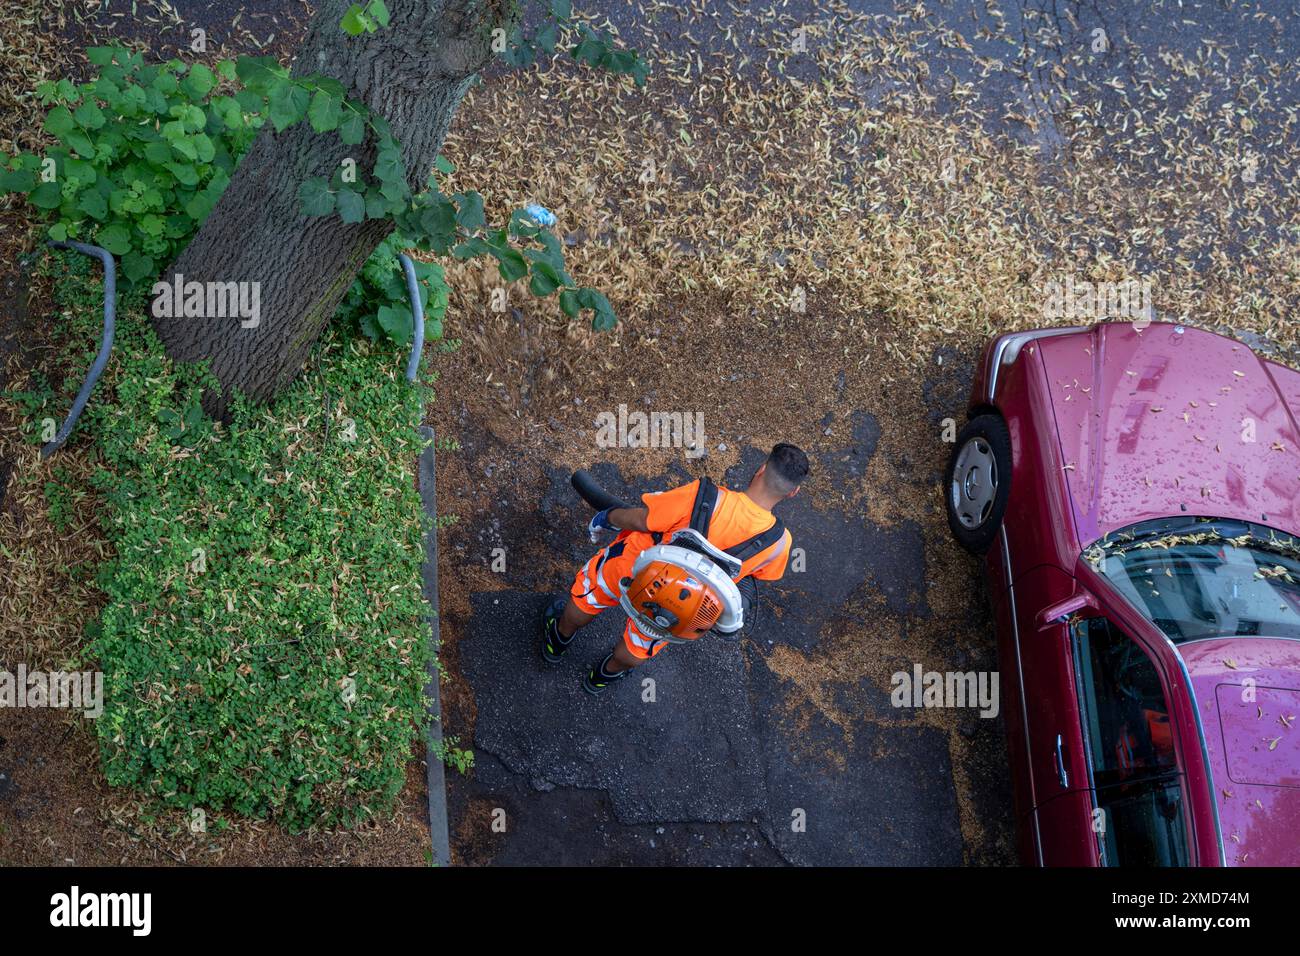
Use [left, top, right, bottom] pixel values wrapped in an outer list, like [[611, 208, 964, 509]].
[[541, 597, 574, 664], [582, 653, 631, 695]]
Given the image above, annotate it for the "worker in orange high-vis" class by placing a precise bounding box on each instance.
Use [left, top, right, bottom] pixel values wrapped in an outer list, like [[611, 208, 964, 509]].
[[542, 443, 809, 695]]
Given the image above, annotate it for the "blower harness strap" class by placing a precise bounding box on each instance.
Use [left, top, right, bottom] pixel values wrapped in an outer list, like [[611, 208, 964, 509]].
[[688, 477, 786, 576]]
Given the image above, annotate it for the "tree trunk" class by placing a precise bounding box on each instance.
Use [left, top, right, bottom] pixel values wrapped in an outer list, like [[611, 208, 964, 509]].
[[155, 0, 512, 414]]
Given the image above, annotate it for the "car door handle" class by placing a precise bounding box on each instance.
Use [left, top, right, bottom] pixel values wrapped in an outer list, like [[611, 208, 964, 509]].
[[1053, 734, 1069, 788]]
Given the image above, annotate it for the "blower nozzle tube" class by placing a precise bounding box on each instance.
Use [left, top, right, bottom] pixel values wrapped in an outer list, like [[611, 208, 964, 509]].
[[571, 469, 630, 512]]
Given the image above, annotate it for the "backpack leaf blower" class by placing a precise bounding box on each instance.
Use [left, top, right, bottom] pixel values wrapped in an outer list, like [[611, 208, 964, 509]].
[[570, 470, 762, 644]]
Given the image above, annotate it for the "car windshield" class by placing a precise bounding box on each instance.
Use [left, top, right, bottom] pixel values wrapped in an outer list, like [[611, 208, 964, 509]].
[[1088, 517, 1300, 644]]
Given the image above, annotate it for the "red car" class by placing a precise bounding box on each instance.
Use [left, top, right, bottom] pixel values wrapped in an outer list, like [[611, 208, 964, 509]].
[[946, 320, 1300, 867]]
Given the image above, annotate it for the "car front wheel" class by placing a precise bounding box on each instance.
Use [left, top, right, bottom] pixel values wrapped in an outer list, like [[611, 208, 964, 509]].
[[945, 413, 1011, 554]]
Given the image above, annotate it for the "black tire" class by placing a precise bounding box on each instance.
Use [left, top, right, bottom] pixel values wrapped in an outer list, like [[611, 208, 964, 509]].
[[945, 413, 1012, 554]]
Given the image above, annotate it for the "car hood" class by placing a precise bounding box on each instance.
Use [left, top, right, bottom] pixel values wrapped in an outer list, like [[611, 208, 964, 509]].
[[1034, 322, 1300, 544], [1178, 637, 1300, 866]]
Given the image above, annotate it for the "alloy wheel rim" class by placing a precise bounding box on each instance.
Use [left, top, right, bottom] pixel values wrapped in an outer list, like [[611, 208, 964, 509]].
[[950, 436, 998, 530]]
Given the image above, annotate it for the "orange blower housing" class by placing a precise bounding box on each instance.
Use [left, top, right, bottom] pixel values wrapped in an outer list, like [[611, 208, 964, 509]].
[[620, 559, 724, 642]]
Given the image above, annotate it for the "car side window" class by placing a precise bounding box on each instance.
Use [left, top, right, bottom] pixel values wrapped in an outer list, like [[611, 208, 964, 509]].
[[1072, 616, 1189, 867]]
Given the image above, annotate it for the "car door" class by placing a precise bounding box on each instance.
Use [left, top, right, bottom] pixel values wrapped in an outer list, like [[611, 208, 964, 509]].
[[1013, 567, 1090, 796], [1069, 614, 1192, 866], [1032, 789, 1101, 866], [1005, 563, 1095, 863]]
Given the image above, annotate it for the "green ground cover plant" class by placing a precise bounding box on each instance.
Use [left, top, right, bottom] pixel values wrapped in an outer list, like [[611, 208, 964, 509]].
[[33, 256, 432, 828]]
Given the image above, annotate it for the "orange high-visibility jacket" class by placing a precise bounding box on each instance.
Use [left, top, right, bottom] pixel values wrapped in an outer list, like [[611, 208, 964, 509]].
[[640, 478, 792, 581]]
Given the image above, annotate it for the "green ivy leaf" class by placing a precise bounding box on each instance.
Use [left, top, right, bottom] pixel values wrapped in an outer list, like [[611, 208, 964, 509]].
[[416, 200, 457, 250], [151, 68, 180, 95], [558, 288, 580, 318], [376, 302, 413, 344], [452, 236, 491, 260], [298, 177, 335, 217], [234, 56, 283, 92], [378, 174, 408, 203], [526, 230, 566, 271], [144, 86, 171, 115], [93, 77, 122, 106], [73, 101, 106, 130], [192, 133, 216, 163], [307, 89, 343, 133], [183, 190, 218, 222], [210, 96, 245, 130], [578, 288, 617, 330], [44, 106, 75, 138], [373, 147, 406, 186], [528, 261, 562, 296], [97, 222, 133, 255], [143, 140, 172, 164], [454, 191, 485, 231], [183, 63, 216, 98], [368, 0, 391, 27], [0, 167, 36, 193], [233, 89, 264, 114], [66, 130, 97, 158], [364, 189, 390, 220], [65, 156, 97, 184], [268, 82, 310, 132], [170, 103, 206, 131], [139, 214, 165, 237], [77, 189, 109, 219], [493, 247, 528, 282], [122, 251, 156, 283], [336, 188, 365, 223], [29, 181, 63, 209], [166, 162, 200, 186], [340, 4, 368, 35], [536, 22, 558, 55], [572, 38, 606, 66], [168, 135, 198, 161], [338, 108, 366, 145]]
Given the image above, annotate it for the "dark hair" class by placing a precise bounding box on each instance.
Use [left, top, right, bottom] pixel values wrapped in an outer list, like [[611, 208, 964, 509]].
[[765, 443, 809, 491]]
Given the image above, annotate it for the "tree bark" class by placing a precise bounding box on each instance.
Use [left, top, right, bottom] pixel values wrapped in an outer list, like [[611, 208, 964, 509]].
[[155, 0, 513, 414]]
